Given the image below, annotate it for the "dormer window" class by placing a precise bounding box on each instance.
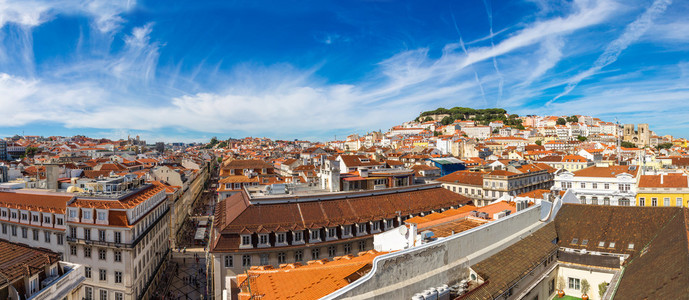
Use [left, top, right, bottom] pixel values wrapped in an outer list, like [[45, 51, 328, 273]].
[[56, 218, 63, 226], [293, 231, 303, 243], [97, 211, 107, 221], [598, 241, 605, 247], [371, 221, 380, 232], [21, 213, 28, 221], [32, 214, 39, 222], [258, 234, 269, 247], [240, 235, 252, 247], [310, 230, 320, 241], [276, 232, 286, 244], [343, 225, 352, 237], [83, 210, 92, 220], [327, 228, 337, 240], [44, 216, 51, 224], [358, 223, 367, 235], [385, 219, 394, 229]]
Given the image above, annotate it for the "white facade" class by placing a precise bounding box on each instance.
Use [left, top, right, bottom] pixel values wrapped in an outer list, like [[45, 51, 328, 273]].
[[553, 169, 637, 206]]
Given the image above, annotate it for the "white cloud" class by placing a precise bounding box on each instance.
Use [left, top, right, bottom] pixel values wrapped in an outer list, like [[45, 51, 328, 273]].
[[549, 0, 672, 104]]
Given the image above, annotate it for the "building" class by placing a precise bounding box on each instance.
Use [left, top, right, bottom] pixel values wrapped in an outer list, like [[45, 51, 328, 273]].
[[65, 183, 171, 300], [536, 155, 593, 171], [0, 140, 7, 161], [636, 173, 689, 207], [209, 184, 472, 299], [0, 240, 85, 300], [623, 124, 651, 147], [217, 159, 277, 200], [553, 165, 639, 206]]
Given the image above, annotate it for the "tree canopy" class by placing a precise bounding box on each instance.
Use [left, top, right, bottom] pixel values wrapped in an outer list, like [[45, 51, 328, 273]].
[[556, 118, 567, 125]]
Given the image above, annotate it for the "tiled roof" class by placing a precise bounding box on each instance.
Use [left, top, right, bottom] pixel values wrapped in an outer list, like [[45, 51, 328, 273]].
[[0, 239, 61, 283], [572, 165, 639, 178], [467, 223, 558, 299], [69, 184, 166, 210], [236, 250, 386, 300], [638, 173, 688, 188], [436, 170, 487, 186], [0, 191, 73, 214], [222, 159, 274, 170]]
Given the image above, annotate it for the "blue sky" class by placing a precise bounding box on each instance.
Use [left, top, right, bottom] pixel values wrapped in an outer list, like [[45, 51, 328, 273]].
[[1, 0, 688, 142]]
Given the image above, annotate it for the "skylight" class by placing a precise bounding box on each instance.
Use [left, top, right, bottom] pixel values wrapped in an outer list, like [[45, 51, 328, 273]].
[[598, 241, 605, 247]]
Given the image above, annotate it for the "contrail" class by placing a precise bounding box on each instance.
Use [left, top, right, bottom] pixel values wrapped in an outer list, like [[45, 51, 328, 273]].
[[482, 0, 503, 106], [548, 0, 672, 105], [451, 13, 488, 106]]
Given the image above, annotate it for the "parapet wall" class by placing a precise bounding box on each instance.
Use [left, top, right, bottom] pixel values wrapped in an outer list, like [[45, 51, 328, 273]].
[[324, 204, 547, 300]]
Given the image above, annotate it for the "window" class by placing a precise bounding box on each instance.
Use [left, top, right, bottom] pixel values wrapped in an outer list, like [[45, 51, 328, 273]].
[[310, 230, 320, 240], [568, 278, 581, 290], [386, 219, 394, 229], [603, 197, 610, 206], [678, 198, 683, 207], [44, 231, 51, 242], [32, 214, 38, 222], [85, 287, 93, 300], [604, 183, 610, 189], [358, 223, 366, 234], [328, 246, 336, 257], [260, 254, 269, 265], [580, 196, 586, 204], [70, 245, 77, 256], [84, 246, 92, 258], [99, 289, 107, 300], [294, 231, 303, 242], [97, 211, 106, 221], [21, 227, 27, 238], [1, 224, 5, 234], [652, 198, 658, 207], [85, 267, 91, 278], [592, 183, 597, 189], [84, 228, 91, 240], [224, 255, 233, 267], [639, 198, 645, 206], [328, 227, 337, 238], [359, 240, 366, 251], [591, 197, 598, 205], [70, 227, 77, 237], [44, 216, 50, 223], [21, 213, 27, 220], [294, 250, 303, 261], [242, 255, 251, 267], [115, 271, 122, 283], [99, 269, 107, 281], [69, 210, 77, 219], [241, 235, 251, 245], [609, 242, 616, 248], [598, 241, 605, 247], [580, 183, 586, 188], [277, 233, 286, 244], [11, 225, 16, 236], [344, 243, 351, 254], [259, 234, 268, 245], [33, 229, 39, 241], [549, 278, 555, 294], [372, 221, 380, 231], [83, 210, 91, 219], [114, 250, 122, 262], [620, 198, 630, 206], [115, 292, 123, 300], [277, 252, 286, 264], [57, 233, 64, 245], [664, 197, 670, 207], [311, 248, 320, 259], [581, 239, 588, 246], [571, 238, 578, 244], [343, 225, 352, 236], [114, 232, 121, 244], [628, 243, 635, 249], [99, 230, 106, 242]]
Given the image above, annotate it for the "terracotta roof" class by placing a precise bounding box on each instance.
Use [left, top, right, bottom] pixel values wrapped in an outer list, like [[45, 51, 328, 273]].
[[237, 250, 387, 300], [638, 173, 688, 188], [436, 170, 487, 186], [0, 240, 61, 283], [0, 191, 73, 214], [571, 165, 639, 178], [467, 223, 558, 299], [223, 159, 274, 170]]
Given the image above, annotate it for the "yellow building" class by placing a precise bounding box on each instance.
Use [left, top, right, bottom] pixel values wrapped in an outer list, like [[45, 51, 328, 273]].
[[636, 173, 689, 207]]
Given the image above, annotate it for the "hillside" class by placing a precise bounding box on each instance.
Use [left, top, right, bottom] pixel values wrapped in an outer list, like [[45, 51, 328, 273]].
[[416, 107, 524, 129]]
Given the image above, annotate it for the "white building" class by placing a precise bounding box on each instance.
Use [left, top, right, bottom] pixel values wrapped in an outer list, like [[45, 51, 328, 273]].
[[553, 165, 639, 206]]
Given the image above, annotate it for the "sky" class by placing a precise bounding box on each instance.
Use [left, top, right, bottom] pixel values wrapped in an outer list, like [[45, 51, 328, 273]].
[[1, 0, 688, 143]]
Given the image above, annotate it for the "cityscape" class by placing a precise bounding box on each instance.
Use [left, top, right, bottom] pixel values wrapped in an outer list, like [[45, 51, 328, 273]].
[[2, 1, 689, 300]]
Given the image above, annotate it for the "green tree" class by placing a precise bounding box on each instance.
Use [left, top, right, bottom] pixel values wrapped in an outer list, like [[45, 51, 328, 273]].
[[598, 282, 608, 298], [566, 115, 579, 123], [441, 116, 453, 125], [556, 118, 567, 125], [25, 146, 39, 158], [492, 129, 499, 134], [217, 141, 228, 148], [535, 140, 542, 146], [577, 135, 587, 142], [621, 141, 636, 148], [581, 279, 591, 296], [657, 142, 673, 149], [423, 116, 434, 122]]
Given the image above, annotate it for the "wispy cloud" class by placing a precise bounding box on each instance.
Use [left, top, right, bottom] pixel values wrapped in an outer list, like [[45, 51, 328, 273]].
[[549, 0, 673, 104]]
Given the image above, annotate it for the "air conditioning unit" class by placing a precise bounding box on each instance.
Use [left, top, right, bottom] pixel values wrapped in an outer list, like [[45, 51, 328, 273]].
[[494, 211, 506, 219]]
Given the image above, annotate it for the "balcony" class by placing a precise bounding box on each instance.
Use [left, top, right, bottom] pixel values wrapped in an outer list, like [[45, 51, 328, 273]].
[[28, 262, 85, 300]]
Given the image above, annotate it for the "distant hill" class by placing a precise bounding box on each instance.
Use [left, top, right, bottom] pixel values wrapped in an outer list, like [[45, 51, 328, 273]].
[[416, 107, 524, 129]]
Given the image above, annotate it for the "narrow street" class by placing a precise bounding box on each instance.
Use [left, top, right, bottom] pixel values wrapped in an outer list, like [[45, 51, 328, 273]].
[[152, 163, 219, 299]]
